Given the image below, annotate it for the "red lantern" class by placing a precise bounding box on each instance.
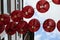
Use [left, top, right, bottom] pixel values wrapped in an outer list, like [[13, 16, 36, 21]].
[[52, 0, 60, 5], [0, 14, 10, 25], [36, 1, 50, 13], [43, 19, 56, 32], [11, 10, 23, 22], [17, 21, 28, 34], [57, 20, 60, 32], [29, 19, 40, 32], [0, 22, 5, 34], [22, 6, 34, 18], [5, 22, 17, 35]]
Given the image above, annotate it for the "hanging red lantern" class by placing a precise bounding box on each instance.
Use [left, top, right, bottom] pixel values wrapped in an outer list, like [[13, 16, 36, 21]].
[[5, 22, 17, 35], [22, 6, 34, 18], [36, 0, 50, 13], [52, 0, 60, 5], [29, 19, 40, 32], [17, 21, 28, 34], [0, 14, 10, 25], [0, 22, 5, 34], [11, 10, 23, 22], [43, 19, 56, 32], [57, 20, 60, 32]]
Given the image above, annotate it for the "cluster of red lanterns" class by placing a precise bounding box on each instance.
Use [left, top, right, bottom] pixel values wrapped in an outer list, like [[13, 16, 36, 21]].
[[0, 0, 60, 35], [0, 12, 60, 35], [0, 6, 40, 35]]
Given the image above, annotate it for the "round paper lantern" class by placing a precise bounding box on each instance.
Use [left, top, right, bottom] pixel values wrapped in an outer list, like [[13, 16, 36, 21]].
[[22, 6, 34, 18], [52, 0, 60, 5], [57, 20, 60, 32], [5, 22, 17, 35], [11, 10, 23, 22], [0, 22, 5, 34], [43, 19, 56, 32], [36, 1, 50, 13], [17, 21, 28, 34], [0, 14, 10, 25], [29, 19, 40, 32]]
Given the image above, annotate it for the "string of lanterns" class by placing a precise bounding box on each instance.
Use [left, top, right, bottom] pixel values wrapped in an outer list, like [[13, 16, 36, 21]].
[[0, 10, 60, 35], [0, 0, 60, 35]]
